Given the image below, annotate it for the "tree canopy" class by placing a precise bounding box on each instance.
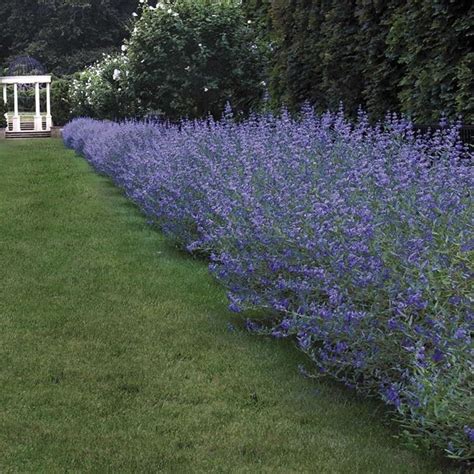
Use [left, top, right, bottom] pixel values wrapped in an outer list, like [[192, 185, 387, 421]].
[[0, 0, 138, 75]]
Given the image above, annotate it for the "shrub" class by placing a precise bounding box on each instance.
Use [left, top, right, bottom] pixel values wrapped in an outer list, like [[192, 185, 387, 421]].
[[69, 53, 136, 120], [51, 78, 72, 126], [126, 0, 265, 120], [63, 109, 473, 462], [0, 100, 7, 128]]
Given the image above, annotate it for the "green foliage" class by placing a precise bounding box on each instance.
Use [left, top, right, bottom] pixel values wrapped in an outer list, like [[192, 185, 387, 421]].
[[69, 54, 136, 120], [126, 0, 265, 120], [241, 0, 273, 46], [354, 0, 401, 119], [386, 1, 474, 123], [253, 0, 474, 123], [269, 0, 375, 114], [51, 78, 72, 126], [0, 100, 7, 128], [0, 0, 139, 75], [269, 1, 323, 111]]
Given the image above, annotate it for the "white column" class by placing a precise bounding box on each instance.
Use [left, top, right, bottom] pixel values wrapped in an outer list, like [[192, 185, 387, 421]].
[[46, 83, 52, 130], [34, 82, 42, 132], [13, 83, 20, 132]]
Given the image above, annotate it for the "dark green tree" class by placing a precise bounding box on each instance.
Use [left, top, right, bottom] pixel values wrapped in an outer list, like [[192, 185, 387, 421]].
[[0, 0, 138, 75], [51, 78, 72, 125], [318, 1, 364, 113]]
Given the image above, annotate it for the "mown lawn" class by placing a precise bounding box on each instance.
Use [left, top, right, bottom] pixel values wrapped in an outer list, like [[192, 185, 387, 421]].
[[0, 139, 450, 472]]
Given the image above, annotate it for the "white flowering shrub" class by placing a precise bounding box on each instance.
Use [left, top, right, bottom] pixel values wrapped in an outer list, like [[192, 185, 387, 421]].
[[68, 0, 265, 121], [126, 0, 265, 120], [69, 53, 136, 120]]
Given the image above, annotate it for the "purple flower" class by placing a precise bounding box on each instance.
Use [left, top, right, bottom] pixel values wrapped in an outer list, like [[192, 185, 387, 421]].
[[464, 426, 474, 442], [383, 384, 401, 408], [387, 318, 399, 331], [454, 328, 467, 340], [432, 348, 444, 363], [280, 319, 292, 331], [245, 320, 260, 332], [297, 333, 312, 351], [406, 291, 428, 310], [229, 302, 241, 313], [335, 341, 348, 354], [271, 329, 286, 339], [449, 295, 462, 306]]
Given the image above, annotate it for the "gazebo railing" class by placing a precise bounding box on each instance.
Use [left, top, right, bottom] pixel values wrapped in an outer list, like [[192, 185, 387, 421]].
[[5, 112, 49, 132]]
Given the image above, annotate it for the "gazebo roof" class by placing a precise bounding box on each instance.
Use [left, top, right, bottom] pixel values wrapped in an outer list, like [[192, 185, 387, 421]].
[[8, 56, 46, 76], [0, 56, 50, 85]]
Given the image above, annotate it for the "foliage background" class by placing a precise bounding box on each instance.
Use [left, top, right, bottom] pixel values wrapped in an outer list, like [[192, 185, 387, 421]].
[[1, 1, 473, 123], [0, 0, 138, 75], [0, 100, 7, 128], [243, 0, 474, 123]]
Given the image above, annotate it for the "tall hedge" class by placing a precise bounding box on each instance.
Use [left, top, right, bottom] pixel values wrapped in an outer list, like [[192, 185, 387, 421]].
[[386, 1, 473, 123], [246, 0, 473, 123]]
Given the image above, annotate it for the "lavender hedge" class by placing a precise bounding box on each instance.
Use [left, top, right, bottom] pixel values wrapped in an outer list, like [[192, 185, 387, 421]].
[[63, 109, 473, 461]]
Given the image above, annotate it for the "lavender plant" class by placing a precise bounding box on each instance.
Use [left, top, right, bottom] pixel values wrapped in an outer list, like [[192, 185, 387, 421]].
[[63, 108, 473, 462]]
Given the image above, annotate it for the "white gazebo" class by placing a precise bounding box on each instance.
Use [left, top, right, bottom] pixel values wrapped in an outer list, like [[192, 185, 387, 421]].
[[1, 74, 53, 137]]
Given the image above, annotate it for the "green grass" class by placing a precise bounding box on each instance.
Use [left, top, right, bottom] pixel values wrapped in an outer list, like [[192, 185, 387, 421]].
[[0, 139, 450, 473]]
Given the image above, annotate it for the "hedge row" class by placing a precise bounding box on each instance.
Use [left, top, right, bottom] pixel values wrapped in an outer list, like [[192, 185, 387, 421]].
[[63, 111, 473, 461], [244, 0, 474, 123]]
